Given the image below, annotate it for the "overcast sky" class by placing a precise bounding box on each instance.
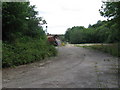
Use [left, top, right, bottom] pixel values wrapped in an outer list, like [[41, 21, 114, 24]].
[[29, 0, 106, 34]]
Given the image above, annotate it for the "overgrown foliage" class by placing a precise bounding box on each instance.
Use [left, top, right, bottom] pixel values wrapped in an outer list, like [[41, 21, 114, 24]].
[[3, 37, 57, 68], [65, 1, 120, 44], [2, 2, 57, 68], [2, 2, 46, 41], [65, 20, 119, 44], [99, 1, 120, 43]]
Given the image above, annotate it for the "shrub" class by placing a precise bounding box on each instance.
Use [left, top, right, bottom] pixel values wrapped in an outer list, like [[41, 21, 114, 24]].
[[2, 37, 57, 68]]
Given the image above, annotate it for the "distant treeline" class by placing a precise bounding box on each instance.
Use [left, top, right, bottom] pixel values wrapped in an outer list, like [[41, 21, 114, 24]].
[[65, 20, 119, 44], [2, 2, 57, 68], [65, 2, 120, 44]]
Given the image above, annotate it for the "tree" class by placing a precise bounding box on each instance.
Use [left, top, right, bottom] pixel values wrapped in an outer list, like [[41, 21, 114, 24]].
[[99, 1, 120, 42], [2, 2, 46, 42], [65, 28, 72, 42], [99, 2, 120, 20], [65, 2, 120, 44]]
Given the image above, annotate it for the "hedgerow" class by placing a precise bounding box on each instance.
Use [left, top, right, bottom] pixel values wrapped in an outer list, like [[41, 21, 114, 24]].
[[2, 37, 57, 68]]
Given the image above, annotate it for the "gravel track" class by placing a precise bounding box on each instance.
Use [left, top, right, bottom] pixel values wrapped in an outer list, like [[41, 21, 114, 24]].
[[2, 44, 119, 88]]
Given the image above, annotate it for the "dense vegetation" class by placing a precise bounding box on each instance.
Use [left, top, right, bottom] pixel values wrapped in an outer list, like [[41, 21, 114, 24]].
[[65, 1, 120, 57], [2, 2, 57, 68], [65, 20, 119, 44], [65, 2, 120, 44]]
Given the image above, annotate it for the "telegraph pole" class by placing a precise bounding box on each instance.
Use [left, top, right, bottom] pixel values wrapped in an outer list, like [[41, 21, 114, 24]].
[[45, 25, 48, 34]]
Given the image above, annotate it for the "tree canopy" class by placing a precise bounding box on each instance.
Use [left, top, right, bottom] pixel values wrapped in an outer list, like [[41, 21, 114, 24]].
[[2, 2, 46, 42], [2, 2, 57, 68], [65, 1, 120, 44]]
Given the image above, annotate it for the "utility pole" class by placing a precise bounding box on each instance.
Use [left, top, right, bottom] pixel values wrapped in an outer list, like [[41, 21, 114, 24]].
[[45, 26, 48, 34]]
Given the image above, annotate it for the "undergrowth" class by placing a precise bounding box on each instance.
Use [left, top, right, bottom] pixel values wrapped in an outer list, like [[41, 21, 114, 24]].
[[2, 37, 57, 68], [76, 43, 120, 57]]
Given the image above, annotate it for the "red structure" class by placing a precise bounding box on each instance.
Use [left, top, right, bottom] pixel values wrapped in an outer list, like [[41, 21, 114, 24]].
[[47, 35, 58, 46]]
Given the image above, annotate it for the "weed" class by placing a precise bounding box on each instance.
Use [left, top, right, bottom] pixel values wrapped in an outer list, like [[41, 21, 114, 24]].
[[2, 37, 57, 68]]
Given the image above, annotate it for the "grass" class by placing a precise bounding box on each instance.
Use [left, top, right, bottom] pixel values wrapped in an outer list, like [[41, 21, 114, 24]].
[[77, 43, 119, 88], [76, 43, 120, 57]]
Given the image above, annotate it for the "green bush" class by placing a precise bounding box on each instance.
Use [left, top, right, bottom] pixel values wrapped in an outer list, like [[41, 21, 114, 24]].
[[2, 2, 57, 68], [2, 37, 57, 68]]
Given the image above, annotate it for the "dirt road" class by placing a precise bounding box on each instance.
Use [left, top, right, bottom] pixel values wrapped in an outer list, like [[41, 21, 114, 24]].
[[3, 44, 119, 88]]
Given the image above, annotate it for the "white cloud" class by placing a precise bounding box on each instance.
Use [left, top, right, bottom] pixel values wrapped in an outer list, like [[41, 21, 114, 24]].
[[29, 0, 106, 34]]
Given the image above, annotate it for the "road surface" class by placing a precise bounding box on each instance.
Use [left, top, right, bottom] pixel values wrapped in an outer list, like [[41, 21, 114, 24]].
[[2, 44, 119, 88]]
